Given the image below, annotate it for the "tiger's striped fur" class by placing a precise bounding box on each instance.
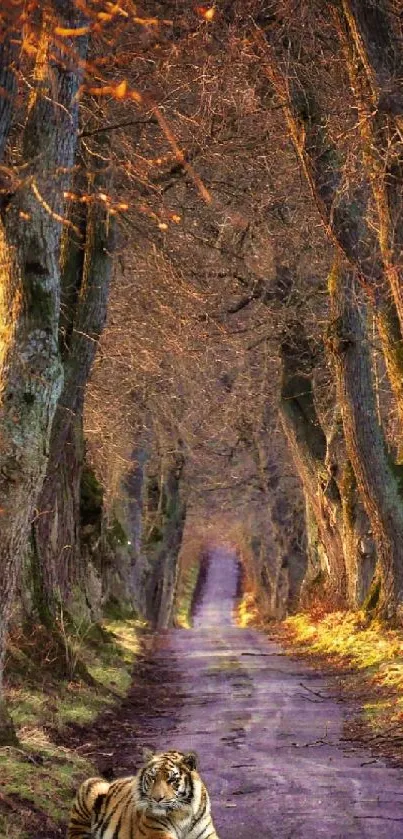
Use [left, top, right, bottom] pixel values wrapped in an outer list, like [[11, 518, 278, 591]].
[[67, 749, 220, 839]]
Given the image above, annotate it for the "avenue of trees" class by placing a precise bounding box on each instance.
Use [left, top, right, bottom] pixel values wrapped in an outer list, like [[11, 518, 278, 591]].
[[0, 0, 403, 742]]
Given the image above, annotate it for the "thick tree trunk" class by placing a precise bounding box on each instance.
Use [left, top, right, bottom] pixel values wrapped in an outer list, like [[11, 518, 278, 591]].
[[335, 0, 403, 334], [327, 263, 403, 618], [325, 411, 376, 605], [0, 3, 88, 728], [279, 326, 347, 603], [250, 433, 306, 616], [30, 416, 84, 623], [32, 137, 114, 621], [249, 436, 282, 616]]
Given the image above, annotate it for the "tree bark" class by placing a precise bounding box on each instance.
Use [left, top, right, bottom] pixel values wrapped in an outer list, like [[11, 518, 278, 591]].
[[0, 2, 88, 725], [325, 409, 376, 605], [0, 2, 23, 161], [32, 136, 114, 621], [146, 447, 187, 628], [279, 325, 347, 603], [250, 432, 306, 616], [327, 262, 403, 617], [125, 436, 151, 614], [335, 0, 403, 334]]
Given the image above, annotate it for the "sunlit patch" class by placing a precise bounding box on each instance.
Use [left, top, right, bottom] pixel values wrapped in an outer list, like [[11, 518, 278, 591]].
[[284, 611, 403, 744], [196, 6, 216, 21], [237, 590, 259, 627]]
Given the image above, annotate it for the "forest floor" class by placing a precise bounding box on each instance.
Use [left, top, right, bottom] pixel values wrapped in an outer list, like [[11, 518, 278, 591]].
[[4, 555, 403, 837]]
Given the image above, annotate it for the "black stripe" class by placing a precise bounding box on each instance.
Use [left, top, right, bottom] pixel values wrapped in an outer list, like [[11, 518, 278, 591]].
[[93, 792, 106, 819], [144, 815, 168, 829], [190, 788, 208, 828], [192, 825, 214, 839], [166, 814, 180, 838]]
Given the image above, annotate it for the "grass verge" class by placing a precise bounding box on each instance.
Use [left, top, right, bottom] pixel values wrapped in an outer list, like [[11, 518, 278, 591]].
[[280, 610, 403, 764], [1, 617, 146, 837]]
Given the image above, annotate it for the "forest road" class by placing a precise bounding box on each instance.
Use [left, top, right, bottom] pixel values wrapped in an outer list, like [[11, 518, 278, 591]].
[[82, 549, 403, 838]]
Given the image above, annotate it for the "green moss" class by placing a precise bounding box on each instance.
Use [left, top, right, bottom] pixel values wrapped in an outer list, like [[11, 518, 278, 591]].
[[7, 690, 47, 728], [284, 611, 403, 747], [56, 692, 110, 727]]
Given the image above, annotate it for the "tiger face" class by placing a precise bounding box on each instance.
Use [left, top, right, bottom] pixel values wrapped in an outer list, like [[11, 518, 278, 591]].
[[137, 749, 198, 818]]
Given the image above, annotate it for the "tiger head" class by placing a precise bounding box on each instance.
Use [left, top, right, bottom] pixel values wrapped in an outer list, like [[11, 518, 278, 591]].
[[136, 748, 199, 817]]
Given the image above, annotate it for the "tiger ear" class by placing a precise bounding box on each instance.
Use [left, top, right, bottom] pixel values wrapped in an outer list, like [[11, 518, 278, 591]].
[[182, 751, 198, 771], [142, 746, 155, 763]]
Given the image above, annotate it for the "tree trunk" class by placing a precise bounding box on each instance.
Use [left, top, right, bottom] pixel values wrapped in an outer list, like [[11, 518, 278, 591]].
[[327, 262, 403, 618], [30, 415, 84, 623], [299, 497, 328, 607], [125, 437, 151, 615], [0, 2, 88, 735], [335, 0, 403, 334], [250, 432, 306, 616], [146, 447, 187, 628], [32, 135, 114, 622], [325, 411, 376, 605], [279, 325, 347, 603]]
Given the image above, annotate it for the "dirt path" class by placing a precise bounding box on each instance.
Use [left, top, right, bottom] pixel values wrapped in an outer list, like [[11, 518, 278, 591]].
[[75, 549, 403, 838]]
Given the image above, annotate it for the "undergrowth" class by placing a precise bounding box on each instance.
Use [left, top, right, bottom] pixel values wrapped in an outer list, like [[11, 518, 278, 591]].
[[0, 617, 145, 837]]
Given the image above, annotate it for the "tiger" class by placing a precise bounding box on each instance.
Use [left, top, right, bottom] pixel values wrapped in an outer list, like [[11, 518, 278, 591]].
[[67, 748, 220, 839]]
